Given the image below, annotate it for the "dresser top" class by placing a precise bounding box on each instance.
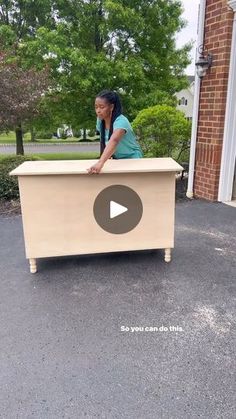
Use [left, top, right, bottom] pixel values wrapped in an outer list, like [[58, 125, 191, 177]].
[[10, 158, 183, 176]]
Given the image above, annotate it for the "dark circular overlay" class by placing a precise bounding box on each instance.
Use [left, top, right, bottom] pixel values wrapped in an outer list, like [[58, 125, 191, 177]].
[[93, 185, 143, 234]]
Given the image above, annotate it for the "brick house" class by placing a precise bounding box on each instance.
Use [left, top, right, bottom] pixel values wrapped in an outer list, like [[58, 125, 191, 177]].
[[187, 0, 236, 203]]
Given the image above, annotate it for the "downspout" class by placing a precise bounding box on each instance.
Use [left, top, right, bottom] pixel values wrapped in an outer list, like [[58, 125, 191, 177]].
[[186, 0, 206, 198]]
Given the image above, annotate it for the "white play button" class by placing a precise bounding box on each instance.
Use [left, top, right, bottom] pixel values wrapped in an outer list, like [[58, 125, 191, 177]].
[[110, 201, 128, 219]]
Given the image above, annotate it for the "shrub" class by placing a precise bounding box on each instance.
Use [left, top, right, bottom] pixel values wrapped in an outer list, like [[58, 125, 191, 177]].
[[73, 130, 82, 139], [36, 131, 52, 140], [87, 129, 95, 137], [132, 105, 191, 161], [0, 155, 41, 200]]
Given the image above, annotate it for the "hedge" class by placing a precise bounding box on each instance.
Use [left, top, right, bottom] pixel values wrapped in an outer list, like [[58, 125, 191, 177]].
[[0, 155, 41, 200]]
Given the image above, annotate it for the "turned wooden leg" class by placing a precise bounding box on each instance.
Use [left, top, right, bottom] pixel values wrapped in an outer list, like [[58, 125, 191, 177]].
[[29, 258, 37, 273], [164, 248, 171, 263]]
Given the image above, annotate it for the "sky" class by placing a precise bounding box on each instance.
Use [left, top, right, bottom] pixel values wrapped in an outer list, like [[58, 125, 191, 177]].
[[176, 0, 200, 75]]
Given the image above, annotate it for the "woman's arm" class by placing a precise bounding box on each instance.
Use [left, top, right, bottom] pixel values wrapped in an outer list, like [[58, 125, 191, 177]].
[[87, 129, 126, 174]]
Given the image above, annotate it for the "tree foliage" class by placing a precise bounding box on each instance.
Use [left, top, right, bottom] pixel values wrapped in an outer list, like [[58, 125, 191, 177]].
[[0, 52, 50, 153], [0, 54, 50, 129], [0, 0, 192, 132]]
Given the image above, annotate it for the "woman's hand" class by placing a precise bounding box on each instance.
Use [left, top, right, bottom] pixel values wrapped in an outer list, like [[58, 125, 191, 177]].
[[87, 161, 104, 174], [87, 130, 124, 174]]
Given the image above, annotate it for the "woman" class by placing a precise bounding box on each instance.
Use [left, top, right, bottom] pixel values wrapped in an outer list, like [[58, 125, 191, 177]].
[[87, 90, 143, 174]]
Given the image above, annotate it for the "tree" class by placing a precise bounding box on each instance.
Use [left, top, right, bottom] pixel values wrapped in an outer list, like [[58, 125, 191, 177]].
[[132, 104, 191, 160], [17, 0, 192, 126], [0, 1, 56, 147], [0, 1, 192, 136], [0, 52, 50, 154], [0, 0, 54, 39]]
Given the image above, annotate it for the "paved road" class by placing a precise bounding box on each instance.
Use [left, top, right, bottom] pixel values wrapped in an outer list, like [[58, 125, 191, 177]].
[[0, 200, 235, 418], [0, 142, 100, 155]]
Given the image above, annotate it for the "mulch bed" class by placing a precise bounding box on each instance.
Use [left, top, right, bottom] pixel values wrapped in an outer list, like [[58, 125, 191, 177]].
[[0, 199, 21, 216]]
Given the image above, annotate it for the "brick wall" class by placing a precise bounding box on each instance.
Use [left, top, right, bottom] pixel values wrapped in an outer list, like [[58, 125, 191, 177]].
[[194, 0, 234, 200]]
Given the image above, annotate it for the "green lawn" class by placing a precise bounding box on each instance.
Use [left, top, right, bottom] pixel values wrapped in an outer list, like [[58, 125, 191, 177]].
[[34, 152, 99, 160], [0, 152, 99, 160], [0, 131, 99, 144], [0, 132, 28, 143]]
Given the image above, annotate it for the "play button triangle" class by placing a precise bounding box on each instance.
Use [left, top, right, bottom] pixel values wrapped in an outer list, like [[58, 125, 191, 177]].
[[110, 200, 128, 219]]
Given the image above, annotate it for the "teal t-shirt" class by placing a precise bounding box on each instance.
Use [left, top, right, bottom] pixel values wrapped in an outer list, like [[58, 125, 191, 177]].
[[96, 114, 143, 159]]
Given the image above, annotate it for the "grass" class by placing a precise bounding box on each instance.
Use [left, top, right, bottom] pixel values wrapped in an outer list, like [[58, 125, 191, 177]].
[[0, 132, 20, 143], [0, 152, 99, 161], [34, 152, 99, 160], [0, 131, 99, 144]]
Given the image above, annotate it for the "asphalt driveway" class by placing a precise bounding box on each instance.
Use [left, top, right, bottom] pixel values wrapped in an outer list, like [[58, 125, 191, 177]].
[[0, 199, 235, 418]]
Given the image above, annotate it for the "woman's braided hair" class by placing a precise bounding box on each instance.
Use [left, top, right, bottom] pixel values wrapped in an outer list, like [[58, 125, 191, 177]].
[[96, 90, 122, 156]]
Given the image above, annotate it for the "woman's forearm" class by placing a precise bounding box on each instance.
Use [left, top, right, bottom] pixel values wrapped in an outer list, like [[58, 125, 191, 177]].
[[99, 138, 118, 165]]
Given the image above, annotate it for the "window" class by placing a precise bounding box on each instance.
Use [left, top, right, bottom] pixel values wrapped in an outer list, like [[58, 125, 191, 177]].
[[178, 97, 188, 106]]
